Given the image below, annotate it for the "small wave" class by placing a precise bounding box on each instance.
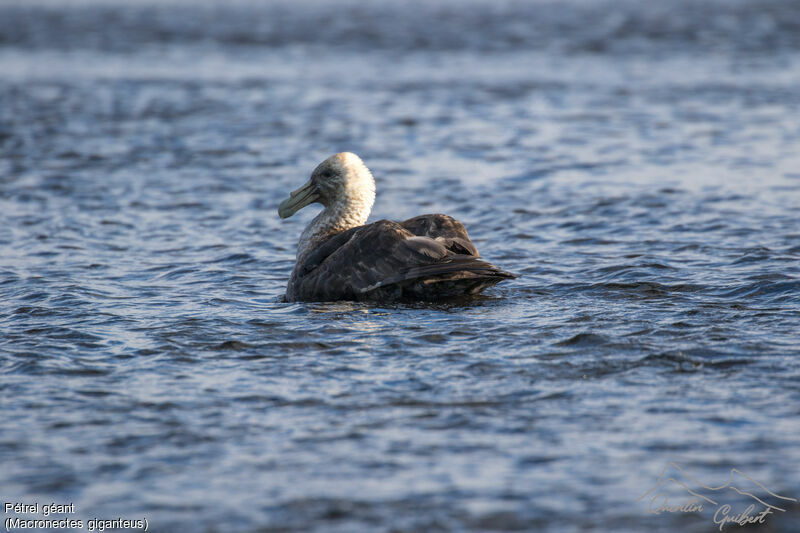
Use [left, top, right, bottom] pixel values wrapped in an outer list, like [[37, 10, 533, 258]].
[[555, 332, 610, 347], [716, 279, 799, 301]]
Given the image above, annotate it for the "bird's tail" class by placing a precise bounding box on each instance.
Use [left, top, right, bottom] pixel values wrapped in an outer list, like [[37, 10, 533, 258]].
[[360, 255, 516, 299]]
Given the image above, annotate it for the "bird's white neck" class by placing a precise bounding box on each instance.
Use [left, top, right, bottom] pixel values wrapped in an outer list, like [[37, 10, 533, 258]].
[[296, 193, 374, 264]]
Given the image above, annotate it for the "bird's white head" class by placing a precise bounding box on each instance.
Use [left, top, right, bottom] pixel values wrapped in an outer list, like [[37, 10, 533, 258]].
[[279, 152, 377, 261], [278, 152, 375, 221]]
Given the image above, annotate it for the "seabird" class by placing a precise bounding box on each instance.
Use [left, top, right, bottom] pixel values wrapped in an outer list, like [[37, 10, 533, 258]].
[[278, 152, 515, 302]]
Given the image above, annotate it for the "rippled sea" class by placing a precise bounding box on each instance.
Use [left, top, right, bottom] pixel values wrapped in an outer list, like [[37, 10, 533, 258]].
[[2, 1, 799, 531]]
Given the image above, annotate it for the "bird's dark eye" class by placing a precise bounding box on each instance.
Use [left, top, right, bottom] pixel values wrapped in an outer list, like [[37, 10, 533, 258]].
[[322, 170, 333, 179]]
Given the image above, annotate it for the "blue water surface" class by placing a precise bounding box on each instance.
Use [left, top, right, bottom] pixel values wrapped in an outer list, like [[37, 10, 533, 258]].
[[1, 1, 799, 531]]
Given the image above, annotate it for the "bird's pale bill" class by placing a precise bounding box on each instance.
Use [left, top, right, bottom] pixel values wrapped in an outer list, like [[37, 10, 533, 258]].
[[278, 180, 319, 218]]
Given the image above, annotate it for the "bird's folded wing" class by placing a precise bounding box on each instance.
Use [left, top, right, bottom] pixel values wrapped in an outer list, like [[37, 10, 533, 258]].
[[293, 219, 459, 300], [400, 214, 479, 256]]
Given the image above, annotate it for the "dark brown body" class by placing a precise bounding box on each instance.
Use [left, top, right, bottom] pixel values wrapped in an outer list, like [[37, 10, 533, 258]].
[[285, 214, 515, 302]]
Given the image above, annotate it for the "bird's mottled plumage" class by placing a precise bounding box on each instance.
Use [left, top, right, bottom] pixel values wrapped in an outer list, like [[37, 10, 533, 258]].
[[278, 153, 515, 302]]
